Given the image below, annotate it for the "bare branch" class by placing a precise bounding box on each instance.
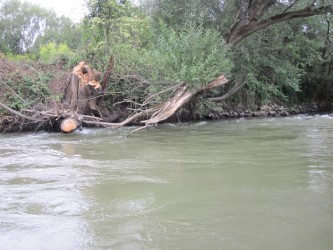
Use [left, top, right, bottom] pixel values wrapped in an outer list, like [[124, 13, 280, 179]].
[[82, 107, 158, 128], [78, 114, 103, 121], [0, 101, 42, 121], [1, 82, 32, 108], [143, 82, 183, 105]]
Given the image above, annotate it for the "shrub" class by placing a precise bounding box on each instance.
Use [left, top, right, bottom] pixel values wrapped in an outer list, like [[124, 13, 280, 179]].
[[149, 23, 232, 89], [39, 42, 74, 63]]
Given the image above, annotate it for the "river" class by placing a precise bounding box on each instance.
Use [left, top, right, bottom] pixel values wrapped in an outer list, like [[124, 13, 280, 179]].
[[0, 114, 333, 250]]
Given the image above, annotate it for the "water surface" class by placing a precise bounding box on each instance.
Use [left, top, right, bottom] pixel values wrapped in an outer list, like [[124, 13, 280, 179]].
[[1, 115, 333, 249]]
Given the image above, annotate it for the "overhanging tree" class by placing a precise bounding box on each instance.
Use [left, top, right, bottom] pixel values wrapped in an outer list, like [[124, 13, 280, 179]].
[[225, 0, 333, 46], [142, 0, 332, 104]]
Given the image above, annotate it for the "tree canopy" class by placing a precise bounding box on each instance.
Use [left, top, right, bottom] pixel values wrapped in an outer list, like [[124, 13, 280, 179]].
[[0, 0, 79, 54]]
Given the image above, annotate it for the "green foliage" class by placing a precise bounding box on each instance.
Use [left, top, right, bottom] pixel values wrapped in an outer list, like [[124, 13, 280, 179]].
[[1, 53, 36, 62], [108, 23, 232, 87], [0, 0, 78, 55], [149, 23, 232, 89], [98, 22, 232, 116], [142, 0, 226, 32], [230, 20, 324, 105], [39, 42, 74, 63], [32, 18, 83, 53], [2, 73, 52, 110], [1, 0, 333, 119], [299, 15, 333, 109], [82, 0, 152, 70], [84, 0, 139, 45]]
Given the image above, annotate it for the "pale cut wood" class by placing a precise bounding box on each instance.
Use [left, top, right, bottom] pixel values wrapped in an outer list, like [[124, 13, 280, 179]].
[[61, 118, 79, 133]]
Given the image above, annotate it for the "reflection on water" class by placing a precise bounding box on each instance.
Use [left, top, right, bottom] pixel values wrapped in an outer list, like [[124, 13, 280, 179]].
[[61, 142, 78, 157], [0, 114, 333, 250]]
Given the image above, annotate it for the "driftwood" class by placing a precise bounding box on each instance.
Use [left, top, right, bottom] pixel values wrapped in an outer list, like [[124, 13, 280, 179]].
[[142, 75, 228, 125]]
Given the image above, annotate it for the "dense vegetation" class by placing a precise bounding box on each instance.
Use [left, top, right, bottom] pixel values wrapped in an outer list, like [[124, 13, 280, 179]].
[[0, 0, 332, 124]]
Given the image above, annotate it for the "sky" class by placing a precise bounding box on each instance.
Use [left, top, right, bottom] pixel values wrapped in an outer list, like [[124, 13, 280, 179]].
[[24, 0, 87, 22]]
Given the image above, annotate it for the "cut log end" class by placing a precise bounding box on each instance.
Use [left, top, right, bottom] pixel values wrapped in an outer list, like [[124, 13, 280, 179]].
[[61, 118, 79, 133]]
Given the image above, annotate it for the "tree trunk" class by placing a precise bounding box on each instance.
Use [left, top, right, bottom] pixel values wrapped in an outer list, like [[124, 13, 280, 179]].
[[226, 3, 332, 46]]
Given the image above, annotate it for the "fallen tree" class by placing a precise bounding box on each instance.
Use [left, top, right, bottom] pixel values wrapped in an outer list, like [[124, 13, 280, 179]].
[[82, 74, 229, 133]]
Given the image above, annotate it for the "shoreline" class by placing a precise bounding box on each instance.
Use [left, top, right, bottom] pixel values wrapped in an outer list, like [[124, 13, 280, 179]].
[[205, 103, 329, 120], [1, 103, 331, 134]]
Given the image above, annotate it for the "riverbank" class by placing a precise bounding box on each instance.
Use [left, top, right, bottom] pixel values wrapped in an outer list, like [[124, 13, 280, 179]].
[[0, 102, 329, 133], [1, 56, 331, 133], [206, 103, 325, 119]]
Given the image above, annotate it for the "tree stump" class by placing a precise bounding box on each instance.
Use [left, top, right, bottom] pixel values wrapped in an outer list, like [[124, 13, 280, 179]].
[[61, 61, 102, 132]]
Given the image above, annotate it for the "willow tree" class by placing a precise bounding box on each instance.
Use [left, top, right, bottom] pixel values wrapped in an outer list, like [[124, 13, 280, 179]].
[[146, 0, 332, 45], [144, 0, 332, 105], [224, 0, 332, 46]]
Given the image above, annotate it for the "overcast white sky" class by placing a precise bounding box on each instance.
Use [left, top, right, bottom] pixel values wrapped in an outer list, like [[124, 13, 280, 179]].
[[24, 0, 87, 22]]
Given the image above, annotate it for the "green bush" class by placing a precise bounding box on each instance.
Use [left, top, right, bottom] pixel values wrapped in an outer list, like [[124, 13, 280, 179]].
[[150, 23, 232, 89], [3, 73, 51, 110], [39, 42, 74, 63]]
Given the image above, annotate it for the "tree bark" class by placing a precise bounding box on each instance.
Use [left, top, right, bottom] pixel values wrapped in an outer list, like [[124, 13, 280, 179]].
[[142, 75, 229, 126], [101, 56, 114, 91]]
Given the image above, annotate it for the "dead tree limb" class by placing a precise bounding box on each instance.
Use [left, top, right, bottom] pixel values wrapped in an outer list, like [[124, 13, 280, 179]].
[[0, 101, 42, 121], [80, 75, 229, 132], [1, 82, 32, 109], [141, 75, 229, 126], [81, 107, 158, 128]]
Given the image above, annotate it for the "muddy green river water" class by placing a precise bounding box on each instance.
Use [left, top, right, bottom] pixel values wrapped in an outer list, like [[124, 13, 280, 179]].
[[1, 114, 333, 250]]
